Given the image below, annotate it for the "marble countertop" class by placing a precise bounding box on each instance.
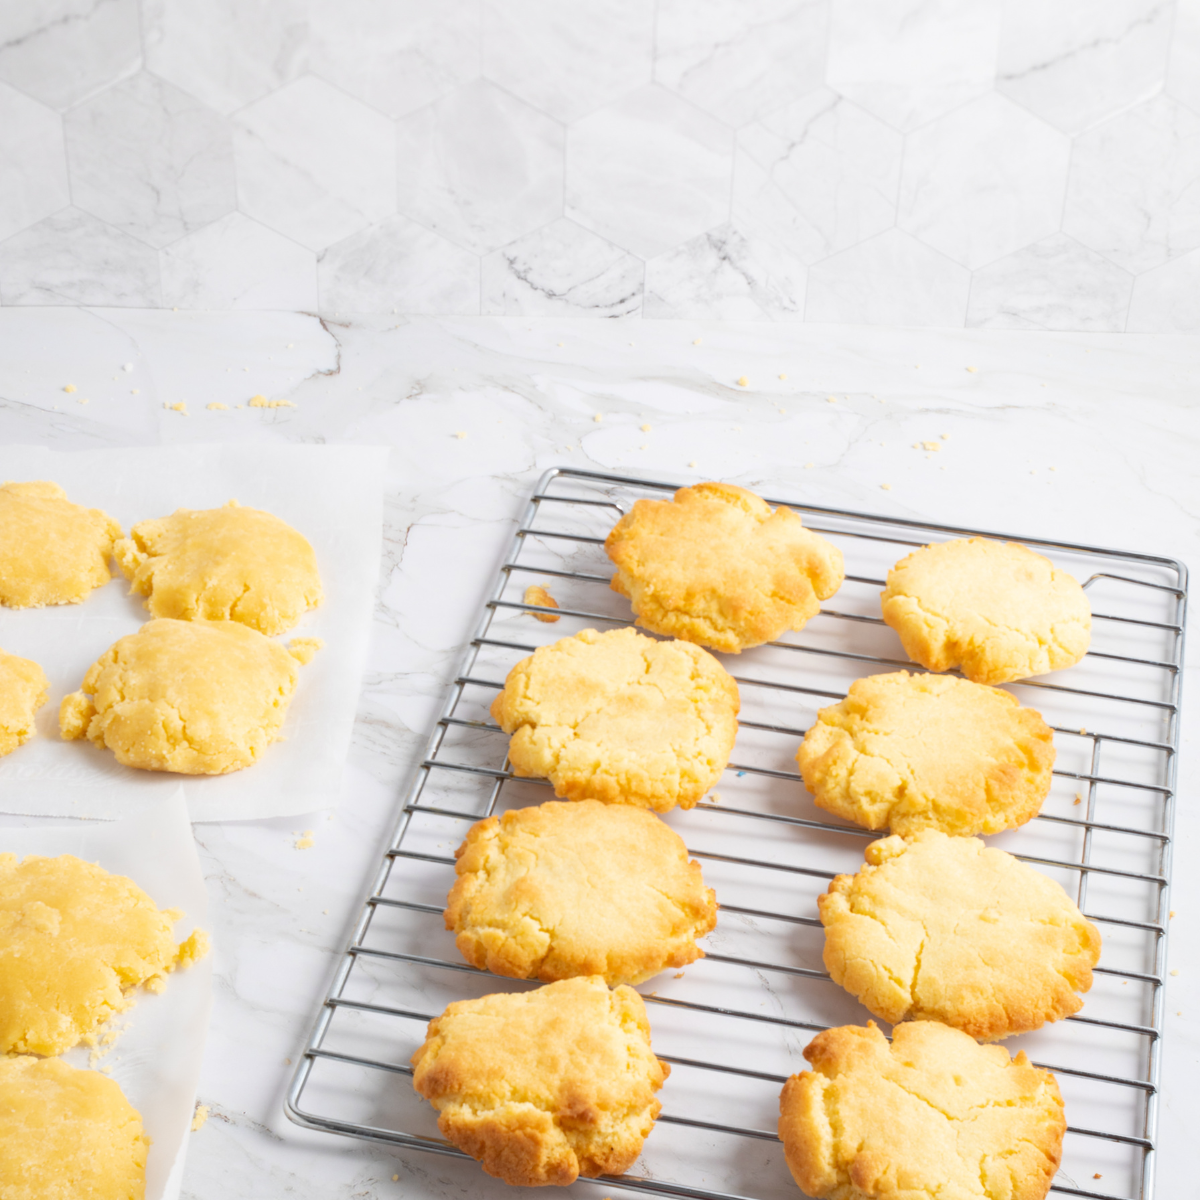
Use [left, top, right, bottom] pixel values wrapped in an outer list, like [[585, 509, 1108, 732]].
[[0, 308, 1197, 1199], [2, 1, 1200, 330]]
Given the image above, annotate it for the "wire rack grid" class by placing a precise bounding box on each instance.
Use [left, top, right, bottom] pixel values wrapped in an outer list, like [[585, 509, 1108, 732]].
[[286, 466, 1187, 1200]]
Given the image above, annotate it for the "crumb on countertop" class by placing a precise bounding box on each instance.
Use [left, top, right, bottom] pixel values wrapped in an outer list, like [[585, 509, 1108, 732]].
[[191, 1104, 210, 1132], [1074, 793, 1082, 805], [167, 401, 188, 414], [693, 338, 702, 345], [248, 394, 295, 408], [778, 373, 787, 380], [288, 637, 324, 664], [688, 460, 697, 468], [641, 423, 652, 432], [921, 441, 941, 451], [63, 383, 76, 393], [826, 395, 837, 403], [593, 413, 603, 422], [1171, 968, 1180, 976], [737, 376, 749, 387], [880, 483, 892, 490], [295, 829, 315, 850], [207, 402, 228, 411], [77, 397, 89, 404], [804, 462, 814, 469], [524, 584, 560, 622], [966, 366, 978, 373]]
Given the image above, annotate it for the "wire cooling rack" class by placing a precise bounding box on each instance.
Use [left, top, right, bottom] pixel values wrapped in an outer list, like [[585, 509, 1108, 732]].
[[286, 466, 1187, 1200]]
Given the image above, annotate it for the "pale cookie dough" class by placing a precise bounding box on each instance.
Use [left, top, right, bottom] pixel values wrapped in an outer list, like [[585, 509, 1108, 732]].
[[778, 1021, 1065, 1200], [605, 481, 845, 653], [447, 799, 717, 985], [796, 671, 1055, 836], [0, 1055, 149, 1200], [114, 499, 322, 636], [821, 831, 1102, 1041], [412, 976, 669, 1187], [881, 537, 1091, 685], [60, 618, 308, 774], [0, 480, 121, 608], [0, 647, 49, 757], [490, 626, 739, 812], [0, 852, 209, 1056]]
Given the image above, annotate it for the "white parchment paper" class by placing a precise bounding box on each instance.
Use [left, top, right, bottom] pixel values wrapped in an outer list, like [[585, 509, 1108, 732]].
[[1, 790, 211, 1200], [0, 443, 386, 821]]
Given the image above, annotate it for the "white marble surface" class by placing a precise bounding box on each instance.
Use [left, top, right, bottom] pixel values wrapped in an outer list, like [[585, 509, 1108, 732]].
[[2, 1, 1200, 327], [0, 308, 1197, 1199]]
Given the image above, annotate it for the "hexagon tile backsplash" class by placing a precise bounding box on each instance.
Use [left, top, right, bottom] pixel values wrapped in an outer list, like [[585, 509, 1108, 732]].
[[1, 0, 1198, 330]]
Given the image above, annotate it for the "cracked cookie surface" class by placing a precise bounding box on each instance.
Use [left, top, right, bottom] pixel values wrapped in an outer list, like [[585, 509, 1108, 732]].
[[59, 618, 309, 774], [490, 626, 739, 811], [779, 1020, 1065, 1200], [114, 499, 322, 636], [0, 646, 49, 758], [881, 537, 1091, 684], [0, 1055, 149, 1200], [605, 481, 845, 653], [447, 799, 717, 985], [820, 831, 1101, 1041], [0, 852, 208, 1056], [796, 671, 1055, 836], [412, 975, 669, 1187], [0, 480, 121, 608]]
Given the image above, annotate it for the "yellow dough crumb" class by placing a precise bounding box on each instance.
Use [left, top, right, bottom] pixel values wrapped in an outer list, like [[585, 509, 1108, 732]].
[[737, 376, 749, 387], [0, 647, 49, 757], [206, 402, 228, 411], [60, 618, 307, 775], [0, 1056, 149, 1200], [114, 499, 322, 636], [170, 401, 188, 414], [63, 384, 77, 393], [287, 637, 324, 664], [523, 584, 560, 622], [248, 394, 295, 408], [0, 480, 121, 608], [295, 830, 315, 849], [0, 853, 208, 1055], [190, 1103, 210, 1131]]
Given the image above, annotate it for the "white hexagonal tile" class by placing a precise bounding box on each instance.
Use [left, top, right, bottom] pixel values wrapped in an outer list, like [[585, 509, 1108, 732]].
[[311, 0, 480, 120], [318, 216, 479, 314], [0, 0, 139, 110], [735, 89, 901, 265], [898, 93, 1070, 270], [966, 234, 1133, 330], [0, 208, 160, 305], [1127, 248, 1200, 331], [143, 0, 307, 115], [397, 80, 562, 255], [234, 77, 396, 253], [567, 85, 732, 259], [65, 73, 235, 251], [654, 0, 827, 127], [1167, 0, 1200, 118], [825, 0, 1003, 132], [1063, 96, 1200, 273], [0, 82, 69, 242], [644, 222, 805, 320], [805, 229, 969, 325], [161, 213, 317, 310], [482, 219, 642, 316], [997, 0, 1173, 135], [484, 0, 652, 124]]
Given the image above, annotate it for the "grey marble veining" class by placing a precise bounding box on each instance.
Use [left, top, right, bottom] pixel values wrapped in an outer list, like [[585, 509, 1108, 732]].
[[1, 1, 1199, 328]]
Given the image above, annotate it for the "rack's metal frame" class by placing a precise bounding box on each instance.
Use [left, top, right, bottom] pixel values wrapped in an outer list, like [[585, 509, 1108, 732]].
[[286, 466, 1187, 1200]]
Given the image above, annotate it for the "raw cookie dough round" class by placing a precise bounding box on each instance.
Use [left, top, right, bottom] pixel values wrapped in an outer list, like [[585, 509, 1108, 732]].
[[0, 646, 49, 757], [821, 831, 1102, 1041], [114, 499, 322, 636], [779, 1021, 1065, 1200], [490, 626, 740, 812], [412, 976, 669, 1187], [0, 480, 121, 608], [880, 537, 1091, 684], [0, 1055, 149, 1200], [447, 799, 717, 985], [796, 670, 1055, 836], [0, 852, 208, 1056], [59, 618, 309, 774], [605, 481, 845, 653]]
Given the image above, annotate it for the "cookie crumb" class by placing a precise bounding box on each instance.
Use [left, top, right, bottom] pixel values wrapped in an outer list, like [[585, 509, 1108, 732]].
[[1093, 1174, 1102, 1180], [170, 401, 188, 414], [1170, 910, 1176, 918], [455, 430, 466, 439], [190, 1103, 210, 1132], [641, 423, 652, 432], [1171, 968, 1180, 976], [206, 402, 228, 411], [393, 1176, 399, 1182], [826, 395, 837, 403], [288, 637, 324, 664], [1079, 727, 1087, 736], [709, 791, 720, 802], [640, 444, 648, 450], [737, 376, 749, 387], [674, 973, 684, 979], [941, 433, 950, 439], [295, 830, 314, 850], [593, 413, 603, 422], [1073, 793, 1082, 805], [556, 341, 564, 347], [688, 460, 697, 468], [248, 394, 295, 408], [63, 383, 76, 393], [921, 441, 940, 451], [880, 483, 892, 490], [693, 338, 702, 345], [77, 397, 89, 404], [130, 388, 139, 395], [805, 462, 814, 469], [524, 585, 560, 622], [966, 366, 978, 373], [778, 373, 787, 380]]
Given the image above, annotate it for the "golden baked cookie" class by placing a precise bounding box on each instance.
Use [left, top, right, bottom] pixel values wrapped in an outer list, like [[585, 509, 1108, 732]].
[[881, 537, 1091, 684], [59, 618, 309, 774], [447, 799, 717, 985], [821, 831, 1102, 1041], [605, 481, 844, 653], [779, 1021, 1064, 1200], [796, 671, 1055, 836], [114, 499, 322, 635], [0, 852, 209, 1056], [490, 626, 739, 812], [0, 1055, 149, 1200], [0, 646, 49, 757], [0, 480, 121, 608], [411, 975, 669, 1187]]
